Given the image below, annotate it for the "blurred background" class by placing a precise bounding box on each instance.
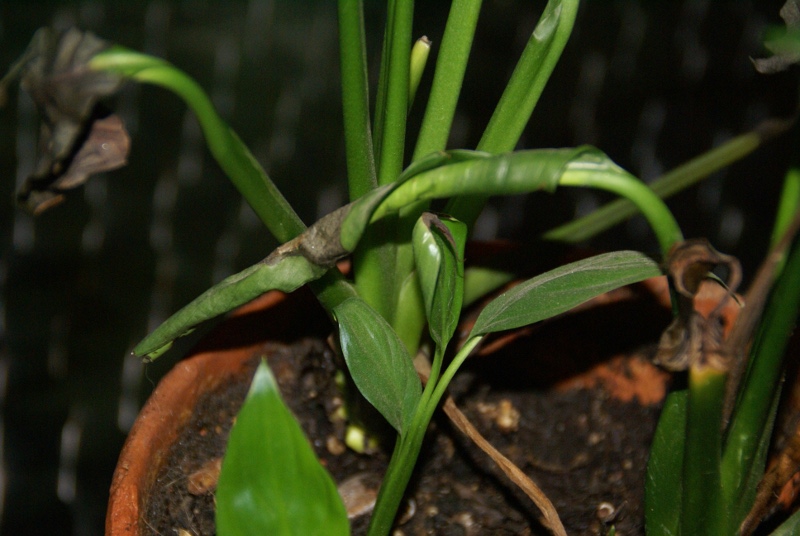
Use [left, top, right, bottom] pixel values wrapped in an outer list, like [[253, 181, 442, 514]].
[[0, 1, 796, 534]]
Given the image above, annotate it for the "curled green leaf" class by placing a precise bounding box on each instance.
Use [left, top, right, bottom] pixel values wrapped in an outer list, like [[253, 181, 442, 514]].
[[412, 213, 466, 349], [134, 255, 328, 360]]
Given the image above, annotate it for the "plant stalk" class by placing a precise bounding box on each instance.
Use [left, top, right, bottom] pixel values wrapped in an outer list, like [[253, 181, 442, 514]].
[[367, 336, 482, 535], [542, 129, 765, 245], [446, 0, 580, 227], [558, 168, 684, 256], [90, 47, 306, 244], [338, 0, 378, 201], [682, 365, 727, 535]]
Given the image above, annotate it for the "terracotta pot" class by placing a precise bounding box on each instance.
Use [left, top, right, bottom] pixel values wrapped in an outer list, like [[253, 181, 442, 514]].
[[106, 270, 740, 535], [105, 287, 329, 535]]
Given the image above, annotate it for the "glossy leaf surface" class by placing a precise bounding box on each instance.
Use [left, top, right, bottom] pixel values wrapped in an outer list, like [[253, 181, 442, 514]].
[[470, 250, 662, 336], [412, 213, 466, 348], [216, 360, 349, 536], [335, 297, 421, 433]]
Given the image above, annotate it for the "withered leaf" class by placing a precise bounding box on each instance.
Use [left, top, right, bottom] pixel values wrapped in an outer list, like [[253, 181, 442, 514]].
[[752, 0, 800, 74], [654, 239, 741, 371], [17, 112, 130, 214], [1, 27, 128, 214]]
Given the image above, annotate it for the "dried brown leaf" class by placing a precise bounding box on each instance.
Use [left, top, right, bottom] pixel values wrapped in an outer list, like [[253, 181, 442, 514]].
[[1, 27, 128, 214], [654, 239, 741, 371]]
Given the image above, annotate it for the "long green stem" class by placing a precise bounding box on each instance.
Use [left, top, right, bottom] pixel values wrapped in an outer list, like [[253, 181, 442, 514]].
[[90, 47, 305, 244], [682, 366, 727, 535], [374, 0, 413, 186], [770, 168, 800, 249], [91, 47, 359, 318], [446, 0, 579, 227], [368, 336, 482, 535], [355, 0, 414, 325], [339, 0, 378, 201], [411, 0, 483, 161], [542, 129, 766, 244], [558, 167, 684, 256], [388, 0, 484, 348], [721, 230, 800, 505]]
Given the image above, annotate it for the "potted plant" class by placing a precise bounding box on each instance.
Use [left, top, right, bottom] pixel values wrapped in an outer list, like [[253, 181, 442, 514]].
[[3, 0, 800, 534]]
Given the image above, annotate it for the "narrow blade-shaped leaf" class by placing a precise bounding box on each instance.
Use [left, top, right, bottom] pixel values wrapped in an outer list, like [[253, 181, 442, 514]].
[[216, 360, 349, 536], [334, 297, 421, 433], [470, 250, 662, 336], [341, 147, 610, 254], [412, 213, 466, 348], [645, 390, 687, 536], [134, 255, 327, 360], [375, 147, 600, 218]]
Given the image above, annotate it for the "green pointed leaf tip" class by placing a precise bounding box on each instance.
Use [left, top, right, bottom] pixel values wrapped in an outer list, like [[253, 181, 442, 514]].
[[470, 250, 662, 336], [134, 254, 327, 360], [216, 360, 349, 536], [334, 297, 421, 433], [412, 213, 466, 348]]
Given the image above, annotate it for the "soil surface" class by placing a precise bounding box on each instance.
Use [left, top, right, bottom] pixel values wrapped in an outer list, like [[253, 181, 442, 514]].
[[143, 286, 672, 535]]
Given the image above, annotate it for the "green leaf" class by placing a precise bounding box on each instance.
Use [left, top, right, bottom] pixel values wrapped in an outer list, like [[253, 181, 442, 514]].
[[412, 213, 466, 348], [722, 219, 800, 521], [91, 46, 307, 243], [134, 255, 327, 360], [681, 367, 726, 535], [216, 360, 349, 536], [340, 147, 599, 254], [334, 297, 421, 433], [376, 147, 597, 217], [470, 250, 662, 336], [770, 507, 800, 536], [340, 150, 488, 252], [645, 390, 687, 536], [446, 0, 580, 226]]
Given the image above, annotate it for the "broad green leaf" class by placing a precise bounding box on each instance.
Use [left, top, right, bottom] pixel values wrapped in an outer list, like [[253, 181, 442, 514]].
[[470, 250, 662, 336], [134, 255, 327, 360], [645, 390, 687, 536], [334, 297, 421, 433], [216, 360, 349, 536], [412, 213, 466, 348]]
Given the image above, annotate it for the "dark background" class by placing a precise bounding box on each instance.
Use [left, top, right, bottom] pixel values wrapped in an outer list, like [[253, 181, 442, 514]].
[[0, 1, 796, 534]]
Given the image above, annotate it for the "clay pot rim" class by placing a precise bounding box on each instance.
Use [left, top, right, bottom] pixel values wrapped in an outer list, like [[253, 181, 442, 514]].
[[105, 291, 289, 535]]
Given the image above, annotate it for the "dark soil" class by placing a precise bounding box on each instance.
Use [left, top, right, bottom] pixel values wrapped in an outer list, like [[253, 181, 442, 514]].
[[141, 283, 674, 535]]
